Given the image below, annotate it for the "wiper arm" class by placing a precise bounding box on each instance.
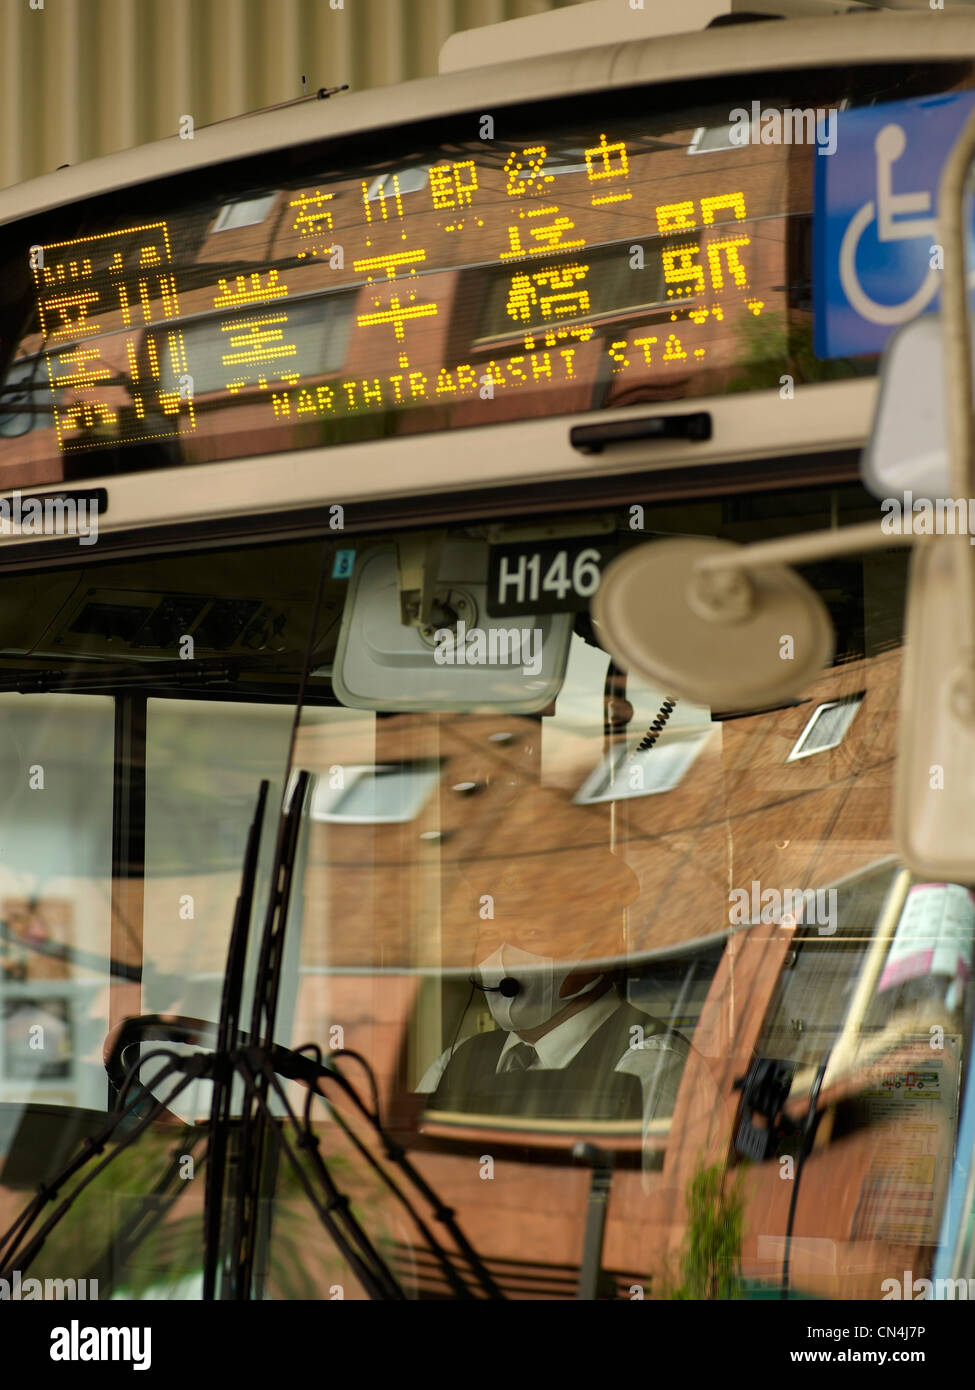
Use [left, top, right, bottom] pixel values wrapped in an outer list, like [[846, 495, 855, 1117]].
[[238, 1048, 406, 1301], [0, 1051, 208, 1279], [0, 1029, 406, 1302], [285, 1045, 505, 1301], [81, 1123, 208, 1295]]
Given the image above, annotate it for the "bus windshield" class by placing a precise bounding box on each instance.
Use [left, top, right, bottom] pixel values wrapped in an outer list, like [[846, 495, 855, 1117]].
[[2, 473, 968, 1302]]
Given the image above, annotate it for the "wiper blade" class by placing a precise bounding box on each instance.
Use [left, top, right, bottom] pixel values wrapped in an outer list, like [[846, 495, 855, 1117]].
[[202, 779, 268, 1301], [227, 772, 408, 1300]]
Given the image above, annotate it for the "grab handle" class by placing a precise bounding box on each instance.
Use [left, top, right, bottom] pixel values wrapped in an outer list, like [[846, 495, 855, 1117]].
[[570, 411, 711, 454]]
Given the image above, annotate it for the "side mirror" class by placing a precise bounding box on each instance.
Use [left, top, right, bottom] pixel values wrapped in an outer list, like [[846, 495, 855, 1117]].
[[896, 535, 975, 879], [860, 312, 975, 505], [591, 536, 833, 713]]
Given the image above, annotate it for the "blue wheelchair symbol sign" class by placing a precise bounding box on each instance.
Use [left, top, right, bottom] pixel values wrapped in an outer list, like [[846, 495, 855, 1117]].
[[814, 91, 975, 358]]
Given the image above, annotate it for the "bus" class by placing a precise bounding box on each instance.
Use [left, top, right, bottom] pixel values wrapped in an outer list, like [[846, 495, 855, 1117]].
[[0, 0, 973, 1302]]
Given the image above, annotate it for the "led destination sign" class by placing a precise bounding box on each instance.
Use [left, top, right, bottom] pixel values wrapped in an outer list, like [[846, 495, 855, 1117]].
[[0, 89, 837, 483]]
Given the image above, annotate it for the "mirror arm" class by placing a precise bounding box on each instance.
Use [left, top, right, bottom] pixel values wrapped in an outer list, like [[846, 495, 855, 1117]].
[[696, 520, 914, 573], [686, 521, 913, 621]]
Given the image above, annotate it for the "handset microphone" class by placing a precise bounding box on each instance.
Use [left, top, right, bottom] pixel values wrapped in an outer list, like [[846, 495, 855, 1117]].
[[469, 976, 520, 997]]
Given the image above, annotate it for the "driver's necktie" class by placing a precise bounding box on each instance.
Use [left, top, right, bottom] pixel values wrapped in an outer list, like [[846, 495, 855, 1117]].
[[504, 1041, 538, 1072]]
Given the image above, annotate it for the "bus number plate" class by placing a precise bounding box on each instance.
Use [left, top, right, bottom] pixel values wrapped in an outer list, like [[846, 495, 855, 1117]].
[[487, 536, 615, 617]]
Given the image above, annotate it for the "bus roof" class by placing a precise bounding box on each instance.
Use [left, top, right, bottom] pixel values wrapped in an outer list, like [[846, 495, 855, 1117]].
[[2, 8, 975, 227], [439, 0, 975, 74]]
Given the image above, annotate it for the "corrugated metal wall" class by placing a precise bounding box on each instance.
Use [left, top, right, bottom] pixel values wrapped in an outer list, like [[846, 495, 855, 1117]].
[[0, 0, 576, 189]]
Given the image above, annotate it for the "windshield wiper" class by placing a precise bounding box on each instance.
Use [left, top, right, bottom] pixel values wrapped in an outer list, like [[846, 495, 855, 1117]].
[[226, 770, 405, 1301], [202, 779, 267, 1300]]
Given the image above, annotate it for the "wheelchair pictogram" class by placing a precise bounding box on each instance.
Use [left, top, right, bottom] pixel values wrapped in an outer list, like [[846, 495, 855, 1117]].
[[839, 123, 941, 326]]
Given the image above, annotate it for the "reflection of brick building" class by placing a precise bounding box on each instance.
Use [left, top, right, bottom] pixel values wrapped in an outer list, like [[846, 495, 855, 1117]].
[[292, 646, 899, 971]]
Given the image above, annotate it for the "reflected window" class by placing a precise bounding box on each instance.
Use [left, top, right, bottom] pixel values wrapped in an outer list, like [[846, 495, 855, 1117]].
[[0, 694, 113, 1112], [143, 697, 296, 1023], [573, 729, 712, 804], [311, 761, 441, 824], [0, 356, 50, 437], [749, 863, 972, 1275], [365, 168, 430, 200], [688, 122, 747, 153], [212, 193, 278, 230], [753, 862, 900, 1070], [155, 292, 356, 397], [787, 695, 862, 761], [476, 243, 672, 344]]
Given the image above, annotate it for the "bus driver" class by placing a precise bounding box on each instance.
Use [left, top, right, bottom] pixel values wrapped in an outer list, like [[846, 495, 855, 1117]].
[[416, 845, 690, 1132]]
